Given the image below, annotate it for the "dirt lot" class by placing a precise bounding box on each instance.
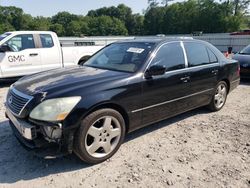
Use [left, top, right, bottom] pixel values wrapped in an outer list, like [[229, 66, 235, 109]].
[[0, 81, 249, 188]]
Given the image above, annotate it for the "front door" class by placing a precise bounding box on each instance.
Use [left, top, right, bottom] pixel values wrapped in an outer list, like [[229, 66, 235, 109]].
[[141, 42, 191, 125], [0, 34, 42, 78]]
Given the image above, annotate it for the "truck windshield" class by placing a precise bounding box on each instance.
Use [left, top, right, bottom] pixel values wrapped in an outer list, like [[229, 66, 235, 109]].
[[84, 42, 155, 73], [0, 33, 11, 41]]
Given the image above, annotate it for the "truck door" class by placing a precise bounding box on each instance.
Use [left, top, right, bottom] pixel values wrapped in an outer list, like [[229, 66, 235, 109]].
[[38, 34, 62, 71], [0, 34, 42, 78]]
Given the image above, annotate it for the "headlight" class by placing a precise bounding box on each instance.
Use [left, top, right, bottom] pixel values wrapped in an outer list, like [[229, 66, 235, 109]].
[[30, 97, 81, 122]]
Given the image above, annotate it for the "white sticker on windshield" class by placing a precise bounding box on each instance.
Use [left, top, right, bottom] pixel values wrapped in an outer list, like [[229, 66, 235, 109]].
[[127, 47, 145, 54]]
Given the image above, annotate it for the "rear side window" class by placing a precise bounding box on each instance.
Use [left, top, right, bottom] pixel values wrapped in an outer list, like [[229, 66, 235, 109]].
[[40, 34, 54, 48], [207, 48, 218, 63], [184, 42, 210, 67], [151, 42, 185, 71]]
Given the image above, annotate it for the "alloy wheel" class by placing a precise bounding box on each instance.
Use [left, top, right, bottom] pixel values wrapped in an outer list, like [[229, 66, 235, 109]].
[[84, 116, 121, 158], [214, 83, 227, 109]]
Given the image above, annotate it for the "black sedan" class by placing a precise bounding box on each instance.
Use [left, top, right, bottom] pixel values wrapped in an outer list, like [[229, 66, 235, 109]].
[[233, 44, 250, 79], [5, 38, 240, 164]]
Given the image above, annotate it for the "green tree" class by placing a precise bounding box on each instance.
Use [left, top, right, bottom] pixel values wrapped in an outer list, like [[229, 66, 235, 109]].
[[0, 23, 15, 34], [1, 2, 250, 36], [87, 16, 128, 36], [49, 23, 65, 36], [28, 16, 51, 30], [51, 12, 79, 36], [0, 6, 26, 31], [144, 7, 165, 34], [87, 4, 142, 35], [127, 14, 144, 35], [148, 0, 173, 7], [144, 0, 249, 34], [67, 20, 82, 36]]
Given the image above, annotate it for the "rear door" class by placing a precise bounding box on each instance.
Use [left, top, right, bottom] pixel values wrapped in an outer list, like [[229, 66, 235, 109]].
[[0, 34, 42, 78], [183, 42, 220, 108], [38, 34, 62, 71], [141, 42, 191, 125]]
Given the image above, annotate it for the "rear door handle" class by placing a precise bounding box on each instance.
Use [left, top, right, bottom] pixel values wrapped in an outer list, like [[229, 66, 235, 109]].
[[29, 53, 38, 57], [180, 76, 190, 83]]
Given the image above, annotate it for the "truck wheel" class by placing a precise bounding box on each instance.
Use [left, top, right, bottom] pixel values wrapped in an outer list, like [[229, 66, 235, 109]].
[[74, 108, 125, 164], [208, 81, 228, 111]]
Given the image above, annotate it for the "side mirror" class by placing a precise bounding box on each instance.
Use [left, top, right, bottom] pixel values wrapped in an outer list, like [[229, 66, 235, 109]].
[[0, 44, 11, 53], [79, 55, 91, 65], [145, 65, 166, 78]]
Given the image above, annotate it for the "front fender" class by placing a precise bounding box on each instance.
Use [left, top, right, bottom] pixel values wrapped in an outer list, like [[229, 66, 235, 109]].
[[62, 88, 127, 129]]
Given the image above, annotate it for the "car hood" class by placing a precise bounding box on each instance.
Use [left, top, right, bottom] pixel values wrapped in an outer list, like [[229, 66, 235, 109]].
[[13, 66, 130, 96], [233, 54, 250, 65]]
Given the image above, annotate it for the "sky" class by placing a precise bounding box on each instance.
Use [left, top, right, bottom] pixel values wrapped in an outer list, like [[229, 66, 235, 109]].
[[0, 0, 149, 17]]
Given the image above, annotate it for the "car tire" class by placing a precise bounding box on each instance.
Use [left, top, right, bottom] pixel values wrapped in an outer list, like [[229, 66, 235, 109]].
[[208, 81, 228, 111], [74, 108, 126, 164]]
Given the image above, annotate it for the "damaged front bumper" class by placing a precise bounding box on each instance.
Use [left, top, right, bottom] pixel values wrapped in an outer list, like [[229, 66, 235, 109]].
[[6, 108, 75, 159]]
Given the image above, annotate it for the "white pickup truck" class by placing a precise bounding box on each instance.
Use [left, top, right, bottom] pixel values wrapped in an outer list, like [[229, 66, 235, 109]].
[[0, 31, 104, 79]]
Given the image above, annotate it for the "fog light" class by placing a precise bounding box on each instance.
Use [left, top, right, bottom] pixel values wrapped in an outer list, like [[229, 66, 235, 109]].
[[42, 125, 62, 140]]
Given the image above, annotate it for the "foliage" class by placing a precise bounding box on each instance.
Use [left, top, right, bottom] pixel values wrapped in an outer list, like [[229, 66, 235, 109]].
[[144, 0, 249, 34], [0, 1, 249, 36], [87, 4, 143, 35], [86, 16, 128, 36]]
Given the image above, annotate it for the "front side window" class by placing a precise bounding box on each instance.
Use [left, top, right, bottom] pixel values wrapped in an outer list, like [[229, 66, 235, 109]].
[[4, 34, 35, 52], [184, 42, 210, 67], [84, 42, 155, 73], [150, 42, 185, 71], [40, 34, 54, 48]]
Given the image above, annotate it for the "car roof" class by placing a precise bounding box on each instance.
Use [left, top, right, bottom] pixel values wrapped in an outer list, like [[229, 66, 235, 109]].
[[5, 31, 55, 35], [114, 36, 202, 45]]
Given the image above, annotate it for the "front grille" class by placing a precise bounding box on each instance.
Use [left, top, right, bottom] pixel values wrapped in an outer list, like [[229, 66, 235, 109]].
[[7, 87, 33, 116]]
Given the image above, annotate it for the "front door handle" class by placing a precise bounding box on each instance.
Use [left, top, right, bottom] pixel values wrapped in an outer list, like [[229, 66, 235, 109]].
[[211, 69, 218, 75], [29, 53, 38, 57], [180, 76, 190, 83]]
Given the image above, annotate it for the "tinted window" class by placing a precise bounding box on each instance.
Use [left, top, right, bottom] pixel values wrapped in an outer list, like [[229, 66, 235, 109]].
[[184, 42, 210, 67], [207, 48, 218, 63], [84, 42, 155, 73], [5, 34, 35, 52], [151, 42, 185, 71], [40, 34, 54, 48]]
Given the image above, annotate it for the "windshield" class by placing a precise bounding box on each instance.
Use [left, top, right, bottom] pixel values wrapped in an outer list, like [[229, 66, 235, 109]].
[[84, 42, 155, 73], [0, 33, 11, 42], [239, 44, 250, 55]]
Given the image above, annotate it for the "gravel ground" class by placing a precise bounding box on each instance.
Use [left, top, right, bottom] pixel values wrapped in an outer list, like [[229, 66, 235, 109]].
[[0, 81, 249, 188]]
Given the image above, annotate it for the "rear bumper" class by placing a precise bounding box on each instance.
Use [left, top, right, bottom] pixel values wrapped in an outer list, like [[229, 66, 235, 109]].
[[230, 78, 240, 92]]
